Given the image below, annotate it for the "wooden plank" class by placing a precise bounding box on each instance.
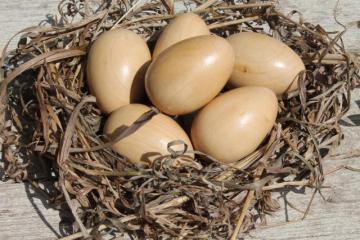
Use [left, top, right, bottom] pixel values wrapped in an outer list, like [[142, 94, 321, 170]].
[[0, 0, 59, 52], [0, 183, 60, 240], [242, 158, 360, 240], [0, 1, 359, 240], [279, 0, 360, 53]]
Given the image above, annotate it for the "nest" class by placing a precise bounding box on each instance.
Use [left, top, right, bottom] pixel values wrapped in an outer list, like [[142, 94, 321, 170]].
[[1, 0, 359, 239]]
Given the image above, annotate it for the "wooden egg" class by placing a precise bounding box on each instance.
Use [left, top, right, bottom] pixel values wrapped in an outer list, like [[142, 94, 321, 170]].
[[87, 29, 151, 114], [191, 87, 278, 163], [103, 104, 193, 164], [152, 12, 210, 59], [227, 32, 305, 95], [145, 35, 235, 116]]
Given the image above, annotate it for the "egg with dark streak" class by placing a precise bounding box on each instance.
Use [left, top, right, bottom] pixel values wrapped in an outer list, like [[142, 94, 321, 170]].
[[104, 104, 193, 164]]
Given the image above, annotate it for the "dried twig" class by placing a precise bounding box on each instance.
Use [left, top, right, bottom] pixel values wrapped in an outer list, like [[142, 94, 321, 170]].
[[231, 166, 264, 240], [208, 16, 260, 29]]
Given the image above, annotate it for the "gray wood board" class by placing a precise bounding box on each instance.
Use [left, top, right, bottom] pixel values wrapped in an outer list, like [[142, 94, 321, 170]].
[[0, 0, 359, 240], [0, 0, 59, 52], [0, 184, 60, 240], [280, 0, 359, 53]]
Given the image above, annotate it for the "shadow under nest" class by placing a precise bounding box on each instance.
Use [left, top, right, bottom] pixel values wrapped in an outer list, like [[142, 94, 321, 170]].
[[1, 0, 359, 239]]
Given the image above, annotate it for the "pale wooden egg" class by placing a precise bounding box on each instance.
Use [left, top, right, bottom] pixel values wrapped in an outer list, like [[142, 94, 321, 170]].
[[87, 29, 151, 114], [145, 35, 235, 116], [227, 32, 305, 95], [103, 104, 193, 164], [152, 12, 210, 59], [191, 87, 278, 163]]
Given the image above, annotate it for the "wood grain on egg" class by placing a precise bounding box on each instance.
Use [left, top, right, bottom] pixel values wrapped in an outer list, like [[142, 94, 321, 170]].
[[227, 32, 305, 95], [103, 104, 193, 164], [152, 13, 209, 59], [87, 29, 151, 114], [191, 87, 278, 163], [146, 35, 235, 116]]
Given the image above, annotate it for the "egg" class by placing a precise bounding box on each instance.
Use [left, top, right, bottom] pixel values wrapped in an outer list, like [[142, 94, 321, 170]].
[[87, 29, 151, 114], [191, 87, 278, 163], [152, 13, 210, 59], [145, 35, 235, 116], [227, 32, 305, 95], [103, 104, 193, 164]]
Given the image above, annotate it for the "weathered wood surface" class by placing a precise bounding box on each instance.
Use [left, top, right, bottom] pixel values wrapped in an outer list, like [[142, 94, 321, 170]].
[[0, 1, 359, 240], [0, 0, 59, 52], [0, 184, 60, 240], [280, 0, 359, 53]]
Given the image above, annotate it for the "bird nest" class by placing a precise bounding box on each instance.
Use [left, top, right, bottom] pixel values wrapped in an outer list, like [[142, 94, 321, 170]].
[[1, 0, 359, 239]]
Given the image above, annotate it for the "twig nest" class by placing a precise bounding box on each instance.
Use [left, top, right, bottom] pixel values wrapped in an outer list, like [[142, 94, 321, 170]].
[[145, 35, 235, 115], [87, 29, 151, 114], [2, 0, 358, 238], [227, 32, 305, 95], [152, 12, 210, 59], [191, 87, 278, 163], [103, 104, 193, 164]]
